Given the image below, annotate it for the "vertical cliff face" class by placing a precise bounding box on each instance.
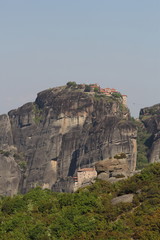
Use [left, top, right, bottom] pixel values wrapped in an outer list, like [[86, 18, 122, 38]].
[[0, 86, 137, 195], [139, 104, 160, 163], [0, 115, 21, 196]]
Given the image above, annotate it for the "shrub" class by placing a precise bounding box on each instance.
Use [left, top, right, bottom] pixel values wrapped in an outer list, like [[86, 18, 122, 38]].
[[114, 153, 126, 159], [33, 104, 43, 124], [3, 151, 10, 157], [112, 92, 122, 99], [1, 196, 26, 214], [66, 81, 77, 88], [84, 85, 91, 92], [94, 93, 106, 100], [136, 121, 151, 169], [115, 174, 125, 178], [94, 87, 99, 93], [18, 161, 27, 170]]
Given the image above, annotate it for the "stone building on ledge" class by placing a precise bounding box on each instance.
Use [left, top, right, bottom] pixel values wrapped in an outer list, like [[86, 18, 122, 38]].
[[80, 83, 128, 106], [73, 168, 97, 191]]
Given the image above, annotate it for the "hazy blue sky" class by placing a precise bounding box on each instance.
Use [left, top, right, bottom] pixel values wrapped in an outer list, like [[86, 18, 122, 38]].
[[0, 0, 159, 117]]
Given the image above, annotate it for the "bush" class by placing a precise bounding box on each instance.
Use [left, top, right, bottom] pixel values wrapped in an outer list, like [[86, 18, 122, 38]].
[[94, 93, 105, 99], [112, 92, 122, 99], [13, 153, 21, 160], [115, 174, 125, 178], [94, 87, 99, 93], [66, 81, 77, 88], [1, 196, 26, 215], [84, 85, 91, 92], [3, 151, 10, 157], [114, 153, 126, 159], [136, 121, 151, 169], [18, 161, 27, 170], [33, 104, 43, 124]]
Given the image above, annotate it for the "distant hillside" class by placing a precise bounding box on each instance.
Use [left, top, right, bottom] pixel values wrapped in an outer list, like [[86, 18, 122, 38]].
[[0, 163, 160, 240]]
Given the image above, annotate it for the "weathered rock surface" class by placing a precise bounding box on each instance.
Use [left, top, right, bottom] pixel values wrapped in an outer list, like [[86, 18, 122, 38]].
[[0, 154, 21, 196], [0, 86, 137, 195], [111, 194, 134, 205], [140, 104, 160, 163], [95, 157, 131, 182], [0, 114, 13, 146]]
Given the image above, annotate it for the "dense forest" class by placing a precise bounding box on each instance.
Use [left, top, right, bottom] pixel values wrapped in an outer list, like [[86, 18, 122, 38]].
[[0, 163, 160, 240]]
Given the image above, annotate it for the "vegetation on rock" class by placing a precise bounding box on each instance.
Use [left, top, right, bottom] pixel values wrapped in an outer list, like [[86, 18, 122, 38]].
[[0, 150, 11, 157], [114, 152, 126, 159], [93, 87, 99, 93], [66, 81, 77, 88], [84, 84, 91, 92], [111, 92, 122, 99], [135, 121, 152, 169], [140, 104, 160, 120], [33, 104, 43, 124]]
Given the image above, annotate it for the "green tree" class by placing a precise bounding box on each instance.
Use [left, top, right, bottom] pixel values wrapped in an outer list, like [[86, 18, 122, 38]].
[[136, 121, 151, 169], [94, 87, 99, 93], [66, 81, 77, 88], [111, 92, 122, 99], [84, 85, 91, 92]]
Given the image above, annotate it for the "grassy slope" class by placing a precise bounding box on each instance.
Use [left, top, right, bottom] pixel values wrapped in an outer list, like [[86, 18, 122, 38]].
[[0, 163, 160, 240]]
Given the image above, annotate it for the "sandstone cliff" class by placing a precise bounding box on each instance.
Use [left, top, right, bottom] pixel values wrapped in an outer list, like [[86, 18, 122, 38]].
[[0, 86, 137, 195], [140, 104, 160, 163]]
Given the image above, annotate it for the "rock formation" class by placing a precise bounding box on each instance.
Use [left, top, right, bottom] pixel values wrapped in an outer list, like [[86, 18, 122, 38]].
[[95, 154, 131, 182], [140, 104, 160, 163], [111, 194, 134, 205], [0, 85, 137, 195]]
